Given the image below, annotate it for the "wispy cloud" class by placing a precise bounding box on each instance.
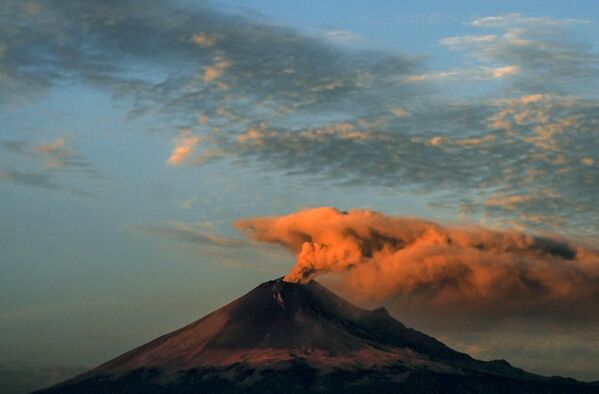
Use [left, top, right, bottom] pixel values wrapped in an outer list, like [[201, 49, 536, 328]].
[[166, 129, 202, 166], [1, 137, 101, 197], [404, 65, 518, 82], [442, 15, 598, 94], [203, 57, 232, 84], [0, 168, 61, 190], [0, 167, 98, 198], [322, 29, 367, 45], [471, 13, 589, 28], [180, 197, 197, 210], [138, 221, 292, 271], [34, 137, 99, 177], [139, 222, 245, 248], [192, 33, 216, 48]]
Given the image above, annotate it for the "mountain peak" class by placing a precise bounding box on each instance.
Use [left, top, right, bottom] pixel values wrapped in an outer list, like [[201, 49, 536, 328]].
[[38, 278, 597, 393]]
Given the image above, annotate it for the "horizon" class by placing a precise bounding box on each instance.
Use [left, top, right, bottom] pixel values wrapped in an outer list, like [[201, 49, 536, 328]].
[[1, 1, 599, 392]]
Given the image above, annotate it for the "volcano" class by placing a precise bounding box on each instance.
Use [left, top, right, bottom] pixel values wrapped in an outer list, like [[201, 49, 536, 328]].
[[38, 279, 597, 393]]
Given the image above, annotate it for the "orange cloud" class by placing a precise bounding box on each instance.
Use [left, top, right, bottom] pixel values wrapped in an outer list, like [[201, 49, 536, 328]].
[[167, 129, 200, 166], [204, 57, 231, 83], [235, 207, 599, 319], [35, 137, 69, 169], [192, 33, 216, 48], [492, 65, 518, 78], [34, 137, 67, 153]]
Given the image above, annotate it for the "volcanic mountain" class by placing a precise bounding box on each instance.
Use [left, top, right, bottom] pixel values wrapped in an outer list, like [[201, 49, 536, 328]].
[[38, 279, 597, 393]]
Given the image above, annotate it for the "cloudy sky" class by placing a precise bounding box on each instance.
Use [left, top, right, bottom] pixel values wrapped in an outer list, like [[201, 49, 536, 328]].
[[1, 0, 598, 390]]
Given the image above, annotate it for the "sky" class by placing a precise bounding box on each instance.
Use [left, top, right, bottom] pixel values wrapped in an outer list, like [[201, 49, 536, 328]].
[[1, 0, 598, 391]]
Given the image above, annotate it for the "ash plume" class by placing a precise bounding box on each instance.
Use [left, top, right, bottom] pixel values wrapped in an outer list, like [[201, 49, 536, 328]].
[[235, 207, 599, 320]]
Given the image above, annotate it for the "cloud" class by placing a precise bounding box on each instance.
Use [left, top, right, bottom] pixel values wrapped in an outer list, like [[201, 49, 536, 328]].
[[387, 107, 410, 117], [580, 157, 594, 166], [203, 57, 232, 83], [235, 207, 599, 322], [35, 138, 67, 154], [192, 33, 216, 48], [0, 0, 416, 121], [1, 140, 29, 155], [0, 166, 99, 198], [323, 29, 367, 45], [33, 137, 99, 176], [440, 34, 497, 48], [0, 167, 61, 190], [3, 137, 98, 176], [441, 326, 599, 380], [166, 128, 225, 166], [491, 65, 518, 78], [1, 137, 101, 197], [442, 15, 598, 94], [138, 221, 293, 272], [404, 65, 518, 82], [226, 89, 598, 235], [198, 114, 209, 125], [180, 197, 196, 210], [1, 5, 597, 234], [471, 13, 589, 28], [139, 222, 244, 248], [167, 129, 201, 166], [192, 147, 226, 165]]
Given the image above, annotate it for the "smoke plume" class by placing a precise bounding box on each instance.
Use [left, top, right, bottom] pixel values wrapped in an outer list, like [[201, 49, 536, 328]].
[[235, 207, 599, 319]]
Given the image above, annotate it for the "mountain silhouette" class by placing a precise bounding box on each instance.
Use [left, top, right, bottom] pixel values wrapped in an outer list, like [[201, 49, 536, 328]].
[[37, 279, 598, 393]]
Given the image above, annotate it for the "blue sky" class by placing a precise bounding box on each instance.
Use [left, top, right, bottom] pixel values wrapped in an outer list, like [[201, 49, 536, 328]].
[[1, 0, 599, 390]]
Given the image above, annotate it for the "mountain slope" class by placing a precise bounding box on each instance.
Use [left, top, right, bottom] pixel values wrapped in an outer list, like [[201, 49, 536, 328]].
[[37, 279, 598, 393]]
